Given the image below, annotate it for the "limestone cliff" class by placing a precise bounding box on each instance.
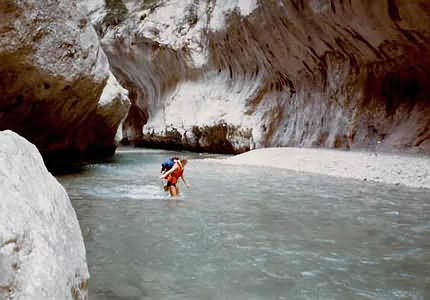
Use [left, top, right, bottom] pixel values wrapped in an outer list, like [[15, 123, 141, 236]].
[[89, 0, 430, 154], [0, 0, 130, 166], [0, 130, 88, 300]]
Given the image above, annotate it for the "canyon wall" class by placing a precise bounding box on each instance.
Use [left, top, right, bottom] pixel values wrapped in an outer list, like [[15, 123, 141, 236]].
[[0, 130, 88, 300], [90, 0, 430, 154], [0, 0, 130, 166]]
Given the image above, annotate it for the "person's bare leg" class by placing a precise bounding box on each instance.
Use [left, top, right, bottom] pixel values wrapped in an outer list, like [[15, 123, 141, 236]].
[[169, 185, 177, 197], [175, 186, 180, 196]]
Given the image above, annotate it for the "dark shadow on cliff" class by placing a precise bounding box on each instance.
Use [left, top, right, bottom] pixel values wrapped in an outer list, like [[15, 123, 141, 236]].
[[45, 146, 117, 175]]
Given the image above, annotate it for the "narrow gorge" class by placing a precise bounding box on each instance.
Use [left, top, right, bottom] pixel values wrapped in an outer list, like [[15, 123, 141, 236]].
[[1, 1, 430, 299], [88, 0, 430, 154], [1, 0, 430, 162]]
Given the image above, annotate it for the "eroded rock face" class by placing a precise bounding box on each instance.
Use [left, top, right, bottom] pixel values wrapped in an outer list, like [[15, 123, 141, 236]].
[[0, 130, 89, 300], [88, 0, 430, 154], [0, 0, 130, 166]]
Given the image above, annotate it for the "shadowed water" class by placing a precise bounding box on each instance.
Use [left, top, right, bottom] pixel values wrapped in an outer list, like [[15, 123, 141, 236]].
[[56, 148, 430, 300]]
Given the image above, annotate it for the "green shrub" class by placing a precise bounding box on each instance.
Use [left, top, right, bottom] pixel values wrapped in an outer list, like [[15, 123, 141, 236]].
[[103, 0, 128, 27], [141, 0, 161, 12]]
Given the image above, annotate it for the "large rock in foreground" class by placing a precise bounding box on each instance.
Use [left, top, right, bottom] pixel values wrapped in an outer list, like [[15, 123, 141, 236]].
[[0, 0, 130, 166], [0, 130, 89, 299]]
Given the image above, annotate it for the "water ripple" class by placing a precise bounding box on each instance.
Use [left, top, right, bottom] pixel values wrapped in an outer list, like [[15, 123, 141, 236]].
[[57, 150, 430, 300]]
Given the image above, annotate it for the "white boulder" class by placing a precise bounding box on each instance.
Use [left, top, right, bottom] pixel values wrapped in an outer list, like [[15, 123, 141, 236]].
[[0, 130, 89, 300]]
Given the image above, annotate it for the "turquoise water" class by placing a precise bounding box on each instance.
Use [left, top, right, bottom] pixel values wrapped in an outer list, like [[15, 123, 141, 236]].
[[57, 148, 430, 300]]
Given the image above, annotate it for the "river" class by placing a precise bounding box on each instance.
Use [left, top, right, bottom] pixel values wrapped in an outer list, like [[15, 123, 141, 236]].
[[56, 148, 430, 300]]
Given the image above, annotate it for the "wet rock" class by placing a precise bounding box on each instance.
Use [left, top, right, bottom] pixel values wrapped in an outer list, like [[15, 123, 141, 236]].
[[0, 130, 88, 300], [135, 122, 252, 154], [0, 0, 130, 166]]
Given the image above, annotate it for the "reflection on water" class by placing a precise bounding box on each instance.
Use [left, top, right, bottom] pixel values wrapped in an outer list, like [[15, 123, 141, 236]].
[[56, 148, 430, 300]]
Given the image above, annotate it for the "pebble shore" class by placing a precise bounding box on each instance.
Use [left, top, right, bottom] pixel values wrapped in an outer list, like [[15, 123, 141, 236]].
[[218, 147, 430, 189]]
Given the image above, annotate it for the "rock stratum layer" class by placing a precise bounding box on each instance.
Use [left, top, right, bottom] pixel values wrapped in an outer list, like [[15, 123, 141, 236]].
[[0, 130, 89, 300], [0, 0, 130, 166], [89, 0, 430, 154]]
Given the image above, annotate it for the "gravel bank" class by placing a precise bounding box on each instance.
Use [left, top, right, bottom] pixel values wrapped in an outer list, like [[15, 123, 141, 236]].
[[217, 148, 430, 189]]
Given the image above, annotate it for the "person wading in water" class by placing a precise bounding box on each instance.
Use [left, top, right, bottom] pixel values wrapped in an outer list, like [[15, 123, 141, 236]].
[[160, 158, 190, 197]]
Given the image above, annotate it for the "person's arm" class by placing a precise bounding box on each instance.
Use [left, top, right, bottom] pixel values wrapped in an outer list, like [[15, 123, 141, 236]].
[[181, 175, 190, 188], [159, 162, 178, 179]]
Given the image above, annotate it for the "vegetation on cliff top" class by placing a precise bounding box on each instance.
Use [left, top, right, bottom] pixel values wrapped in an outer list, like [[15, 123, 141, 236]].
[[103, 0, 128, 28]]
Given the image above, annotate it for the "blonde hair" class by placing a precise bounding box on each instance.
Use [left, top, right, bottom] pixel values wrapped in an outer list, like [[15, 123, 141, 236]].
[[180, 158, 188, 166]]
